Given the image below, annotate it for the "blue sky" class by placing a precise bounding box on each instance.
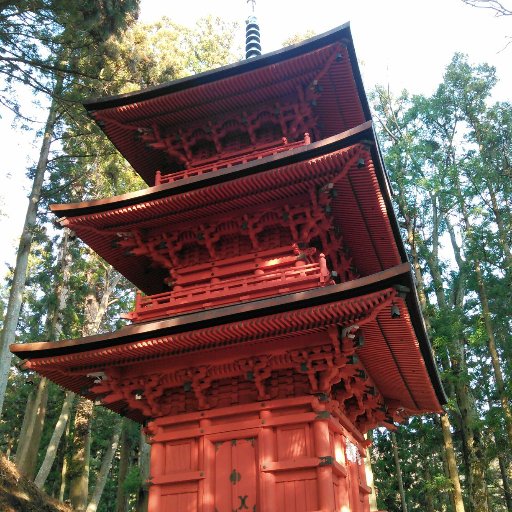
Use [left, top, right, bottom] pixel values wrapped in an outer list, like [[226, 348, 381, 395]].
[[0, 0, 510, 276]]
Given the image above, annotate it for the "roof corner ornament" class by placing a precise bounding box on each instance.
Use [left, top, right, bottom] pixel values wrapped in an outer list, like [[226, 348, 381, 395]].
[[245, 0, 261, 59]]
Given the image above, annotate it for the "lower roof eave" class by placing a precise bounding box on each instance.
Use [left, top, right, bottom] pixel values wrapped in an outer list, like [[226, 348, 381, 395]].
[[10, 263, 446, 407]]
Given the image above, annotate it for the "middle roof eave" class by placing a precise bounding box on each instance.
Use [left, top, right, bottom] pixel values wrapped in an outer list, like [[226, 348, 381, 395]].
[[51, 122, 407, 293]]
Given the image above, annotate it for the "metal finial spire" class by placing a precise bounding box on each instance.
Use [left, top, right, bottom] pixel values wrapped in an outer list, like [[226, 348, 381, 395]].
[[245, 0, 261, 59]]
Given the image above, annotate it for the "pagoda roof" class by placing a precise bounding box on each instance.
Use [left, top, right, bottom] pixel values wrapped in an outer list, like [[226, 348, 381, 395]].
[[84, 23, 369, 184], [52, 123, 405, 295], [11, 263, 445, 423]]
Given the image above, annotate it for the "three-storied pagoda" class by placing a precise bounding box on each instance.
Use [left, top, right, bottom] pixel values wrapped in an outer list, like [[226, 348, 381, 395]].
[[12, 22, 445, 512]]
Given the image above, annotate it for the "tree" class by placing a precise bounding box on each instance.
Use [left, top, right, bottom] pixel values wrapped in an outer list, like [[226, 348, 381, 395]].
[[282, 30, 316, 47], [0, 0, 140, 416], [371, 84, 468, 511], [371, 51, 512, 511], [0, 1, 139, 115]]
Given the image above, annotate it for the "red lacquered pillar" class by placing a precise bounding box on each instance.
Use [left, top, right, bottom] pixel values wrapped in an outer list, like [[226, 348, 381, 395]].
[[314, 417, 336, 512]]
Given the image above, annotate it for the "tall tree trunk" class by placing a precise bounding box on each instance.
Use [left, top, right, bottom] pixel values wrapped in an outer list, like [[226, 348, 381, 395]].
[[86, 418, 122, 512], [16, 229, 73, 479], [498, 451, 512, 512], [69, 269, 121, 510], [15, 376, 49, 478], [486, 180, 512, 274], [454, 177, 512, 446], [0, 72, 64, 415], [35, 390, 75, 488], [47, 228, 73, 341], [390, 431, 408, 512], [136, 429, 150, 512], [434, 415, 458, 512], [439, 210, 491, 512], [423, 465, 436, 512], [403, 201, 466, 511], [473, 258, 512, 443], [451, 350, 487, 512], [69, 398, 93, 511], [440, 413, 466, 512], [480, 358, 512, 512], [15, 387, 37, 461], [59, 415, 72, 502], [116, 420, 131, 512]]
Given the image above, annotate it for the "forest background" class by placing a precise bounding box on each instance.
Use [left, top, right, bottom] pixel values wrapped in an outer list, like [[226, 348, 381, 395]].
[[0, 0, 511, 511]]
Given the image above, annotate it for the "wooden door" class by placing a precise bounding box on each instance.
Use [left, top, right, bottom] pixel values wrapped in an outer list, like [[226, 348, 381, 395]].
[[214, 438, 258, 512]]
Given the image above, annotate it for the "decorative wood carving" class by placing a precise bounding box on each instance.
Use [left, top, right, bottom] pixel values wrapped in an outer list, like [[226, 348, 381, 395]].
[[88, 325, 390, 433], [93, 44, 345, 185], [112, 144, 369, 320]]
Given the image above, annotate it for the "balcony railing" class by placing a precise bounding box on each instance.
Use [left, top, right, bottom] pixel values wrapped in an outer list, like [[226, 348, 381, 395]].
[[155, 134, 310, 186], [127, 256, 330, 323]]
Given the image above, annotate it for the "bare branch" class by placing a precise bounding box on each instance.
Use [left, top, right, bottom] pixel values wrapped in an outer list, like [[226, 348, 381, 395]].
[[461, 0, 512, 16]]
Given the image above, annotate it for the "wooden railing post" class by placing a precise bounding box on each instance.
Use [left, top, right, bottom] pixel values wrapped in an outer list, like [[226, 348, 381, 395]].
[[135, 289, 142, 310], [319, 253, 330, 284]]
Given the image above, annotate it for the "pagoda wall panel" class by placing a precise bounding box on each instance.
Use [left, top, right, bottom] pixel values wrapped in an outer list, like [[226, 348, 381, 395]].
[[160, 486, 198, 512], [147, 397, 370, 512]]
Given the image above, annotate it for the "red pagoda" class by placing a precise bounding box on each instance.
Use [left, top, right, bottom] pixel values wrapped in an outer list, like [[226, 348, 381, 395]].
[[12, 22, 445, 512]]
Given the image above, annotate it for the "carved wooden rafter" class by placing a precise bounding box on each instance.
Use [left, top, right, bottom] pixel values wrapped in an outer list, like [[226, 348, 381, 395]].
[[117, 216, 352, 289], [96, 95, 317, 172], [115, 199, 327, 271], [115, 169, 363, 285], [86, 323, 392, 432]]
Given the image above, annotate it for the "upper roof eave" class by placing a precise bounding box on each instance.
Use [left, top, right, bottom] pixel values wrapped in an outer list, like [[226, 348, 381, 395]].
[[83, 22, 371, 121], [51, 121, 374, 218]]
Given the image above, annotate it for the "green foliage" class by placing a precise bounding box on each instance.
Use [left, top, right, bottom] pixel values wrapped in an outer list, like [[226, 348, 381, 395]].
[[0, 0, 140, 117], [372, 51, 512, 511], [123, 466, 143, 495], [281, 29, 316, 47]]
